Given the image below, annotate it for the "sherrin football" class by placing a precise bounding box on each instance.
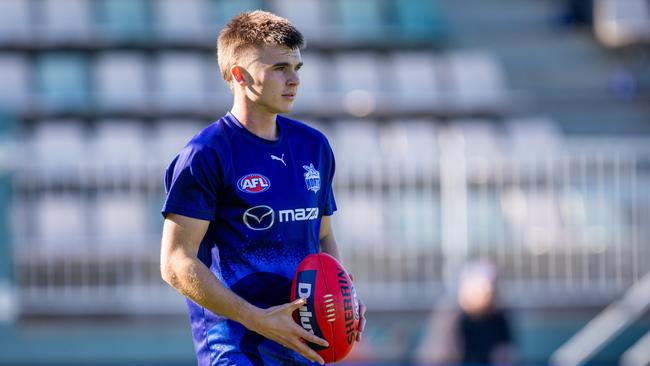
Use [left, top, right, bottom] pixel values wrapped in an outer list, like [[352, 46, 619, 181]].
[[290, 253, 360, 363]]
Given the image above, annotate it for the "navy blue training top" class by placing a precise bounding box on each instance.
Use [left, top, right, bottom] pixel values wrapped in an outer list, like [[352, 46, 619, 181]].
[[162, 112, 336, 366]]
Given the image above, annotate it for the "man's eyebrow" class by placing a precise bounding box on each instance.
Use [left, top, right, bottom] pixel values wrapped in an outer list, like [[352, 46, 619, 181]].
[[271, 62, 304, 68]]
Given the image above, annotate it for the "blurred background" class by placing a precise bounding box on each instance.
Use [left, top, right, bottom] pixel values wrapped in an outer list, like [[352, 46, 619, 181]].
[[0, 0, 649, 365]]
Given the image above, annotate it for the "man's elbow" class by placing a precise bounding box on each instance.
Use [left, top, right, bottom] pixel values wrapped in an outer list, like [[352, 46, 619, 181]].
[[160, 254, 182, 288]]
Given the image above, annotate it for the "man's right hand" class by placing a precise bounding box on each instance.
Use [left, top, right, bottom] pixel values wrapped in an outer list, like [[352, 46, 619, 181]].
[[244, 298, 329, 365]]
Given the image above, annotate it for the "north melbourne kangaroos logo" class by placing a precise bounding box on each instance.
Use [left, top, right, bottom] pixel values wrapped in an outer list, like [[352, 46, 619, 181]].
[[302, 163, 320, 194]]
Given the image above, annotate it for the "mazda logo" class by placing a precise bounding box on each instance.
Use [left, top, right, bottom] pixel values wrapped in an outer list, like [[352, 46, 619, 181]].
[[243, 205, 274, 231]]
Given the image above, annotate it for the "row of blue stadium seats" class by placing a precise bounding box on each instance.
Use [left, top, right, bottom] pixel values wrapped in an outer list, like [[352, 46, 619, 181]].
[[13, 190, 163, 258], [0, 49, 509, 115], [12, 118, 640, 265], [0, 0, 446, 44], [16, 116, 563, 176]]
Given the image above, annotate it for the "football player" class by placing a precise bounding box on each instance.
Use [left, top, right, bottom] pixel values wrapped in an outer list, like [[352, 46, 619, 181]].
[[160, 10, 366, 366]]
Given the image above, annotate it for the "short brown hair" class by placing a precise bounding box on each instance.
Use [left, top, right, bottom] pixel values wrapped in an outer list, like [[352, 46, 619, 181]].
[[217, 10, 304, 83]]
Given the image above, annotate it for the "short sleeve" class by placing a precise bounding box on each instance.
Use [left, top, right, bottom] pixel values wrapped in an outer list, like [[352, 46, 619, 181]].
[[162, 143, 221, 221], [322, 139, 337, 216]]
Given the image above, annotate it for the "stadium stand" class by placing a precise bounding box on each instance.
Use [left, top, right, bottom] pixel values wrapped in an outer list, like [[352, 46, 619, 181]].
[[1, 0, 649, 365]]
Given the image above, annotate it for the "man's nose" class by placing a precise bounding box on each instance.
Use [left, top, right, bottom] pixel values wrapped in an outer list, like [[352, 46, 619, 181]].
[[287, 71, 300, 86]]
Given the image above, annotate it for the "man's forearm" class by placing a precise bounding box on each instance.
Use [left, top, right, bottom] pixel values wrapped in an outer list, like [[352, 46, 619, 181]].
[[320, 233, 342, 261], [163, 254, 260, 328]]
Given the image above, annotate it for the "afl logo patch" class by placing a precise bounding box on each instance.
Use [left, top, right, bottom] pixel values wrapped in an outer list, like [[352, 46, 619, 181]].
[[237, 174, 271, 193]]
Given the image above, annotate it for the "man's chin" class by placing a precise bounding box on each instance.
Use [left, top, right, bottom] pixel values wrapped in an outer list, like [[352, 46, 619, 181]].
[[275, 104, 294, 114]]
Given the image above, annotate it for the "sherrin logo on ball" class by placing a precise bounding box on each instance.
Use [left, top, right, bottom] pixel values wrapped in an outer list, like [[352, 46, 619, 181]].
[[291, 253, 360, 363], [237, 173, 270, 193]]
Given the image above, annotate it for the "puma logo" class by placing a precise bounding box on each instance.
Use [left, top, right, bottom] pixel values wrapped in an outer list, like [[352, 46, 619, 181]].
[[271, 154, 286, 166]]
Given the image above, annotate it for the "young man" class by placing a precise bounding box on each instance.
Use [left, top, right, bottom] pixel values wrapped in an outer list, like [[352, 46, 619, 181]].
[[160, 10, 366, 366]]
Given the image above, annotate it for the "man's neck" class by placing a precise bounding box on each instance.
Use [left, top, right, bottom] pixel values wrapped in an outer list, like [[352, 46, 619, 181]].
[[230, 102, 279, 141]]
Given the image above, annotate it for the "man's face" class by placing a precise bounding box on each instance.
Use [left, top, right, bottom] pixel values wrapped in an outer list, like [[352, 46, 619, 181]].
[[240, 45, 302, 114]]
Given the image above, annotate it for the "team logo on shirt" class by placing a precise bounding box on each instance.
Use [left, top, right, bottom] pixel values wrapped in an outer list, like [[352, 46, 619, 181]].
[[302, 163, 320, 194], [237, 174, 271, 193]]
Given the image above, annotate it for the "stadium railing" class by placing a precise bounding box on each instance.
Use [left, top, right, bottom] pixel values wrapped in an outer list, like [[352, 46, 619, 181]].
[[10, 121, 650, 315]]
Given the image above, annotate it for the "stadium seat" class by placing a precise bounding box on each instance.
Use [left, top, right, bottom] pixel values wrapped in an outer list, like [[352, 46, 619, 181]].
[[0, 54, 30, 112], [211, 0, 263, 33], [0, 0, 31, 43], [90, 120, 149, 190], [155, 52, 207, 111], [334, 0, 384, 42], [31, 119, 87, 182], [98, 0, 151, 41], [444, 51, 508, 113], [34, 193, 87, 257], [154, 119, 205, 165], [156, 0, 208, 42], [383, 119, 439, 162], [333, 53, 386, 116], [269, 0, 329, 43], [94, 191, 149, 257], [95, 52, 148, 111], [334, 52, 383, 93], [37, 53, 89, 111], [91, 120, 148, 170], [203, 55, 233, 109], [331, 119, 382, 166], [393, 0, 446, 41], [39, 0, 92, 42], [389, 52, 443, 113], [333, 192, 384, 248]]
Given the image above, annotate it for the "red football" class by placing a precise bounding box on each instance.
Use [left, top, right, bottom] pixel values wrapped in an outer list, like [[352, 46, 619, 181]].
[[290, 253, 360, 363]]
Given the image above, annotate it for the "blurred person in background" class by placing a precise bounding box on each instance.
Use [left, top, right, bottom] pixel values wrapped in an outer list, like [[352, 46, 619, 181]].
[[456, 260, 514, 366], [415, 260, 515, 366], [160, 10, 365, 366]]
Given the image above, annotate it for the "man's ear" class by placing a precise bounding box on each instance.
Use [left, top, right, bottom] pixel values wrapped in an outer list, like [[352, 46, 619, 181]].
[[231, 66, 246, 84]]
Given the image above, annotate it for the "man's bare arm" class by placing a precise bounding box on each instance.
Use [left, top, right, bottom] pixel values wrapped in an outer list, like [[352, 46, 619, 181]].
[[318, 215, 367, 342], [319, 215, 342, 261], [161, 213, 328, 364]]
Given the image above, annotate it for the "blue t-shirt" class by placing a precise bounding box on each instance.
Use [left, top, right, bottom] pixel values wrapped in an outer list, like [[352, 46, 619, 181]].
[[162, 112, 337, 366]]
